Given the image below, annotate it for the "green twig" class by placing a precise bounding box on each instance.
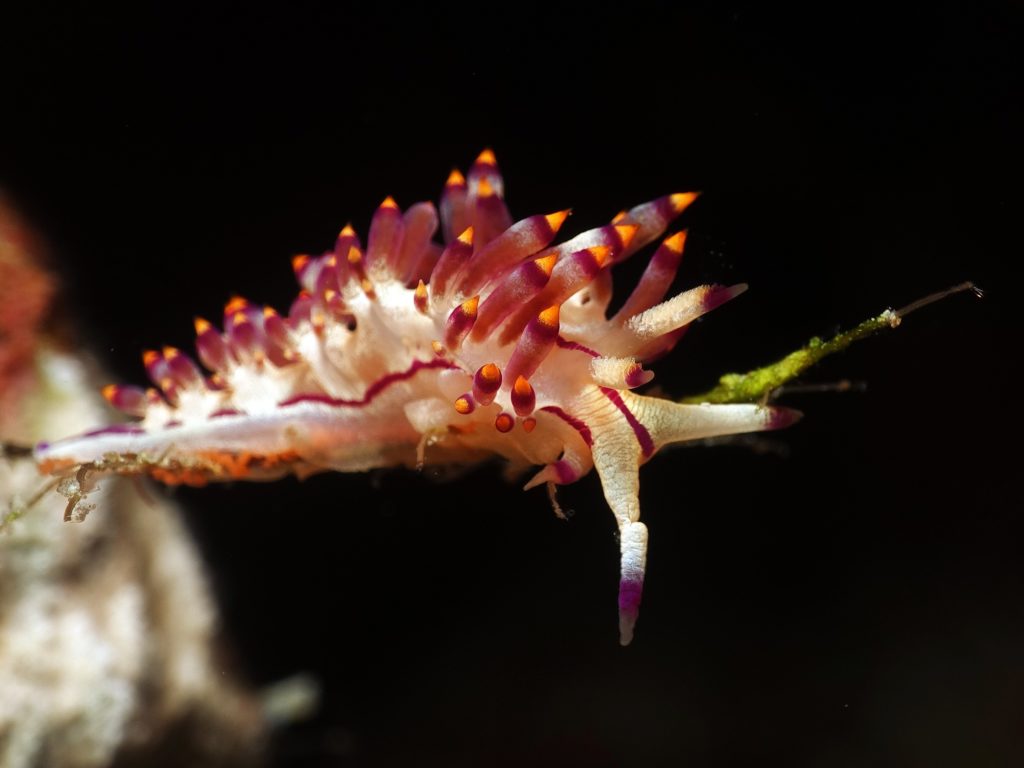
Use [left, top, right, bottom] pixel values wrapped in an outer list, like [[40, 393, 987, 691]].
[[681, 282, 980, 405]]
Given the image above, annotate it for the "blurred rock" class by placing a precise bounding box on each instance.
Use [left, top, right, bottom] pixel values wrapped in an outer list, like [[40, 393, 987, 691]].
[[0, 195, 265, 768]]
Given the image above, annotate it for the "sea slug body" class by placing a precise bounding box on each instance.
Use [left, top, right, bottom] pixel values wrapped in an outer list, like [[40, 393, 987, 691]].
[[36, 150, 799, 645]]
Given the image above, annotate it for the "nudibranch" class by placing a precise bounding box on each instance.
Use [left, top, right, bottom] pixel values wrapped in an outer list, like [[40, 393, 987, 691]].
[[36, 150, 799, 645]]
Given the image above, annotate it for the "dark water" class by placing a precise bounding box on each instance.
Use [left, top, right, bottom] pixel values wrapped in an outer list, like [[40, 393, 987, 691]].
[[2, 2, 1020, 766]]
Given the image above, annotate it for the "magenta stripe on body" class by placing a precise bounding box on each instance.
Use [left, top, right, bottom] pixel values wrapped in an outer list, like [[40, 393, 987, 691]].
[[81, 424, 147, 438], [600, 387, 655, 458], [539, 406, 593, 446], [209, 408, 245, 419], [278, 358, 458, 409], [555, 335, 599, 357]]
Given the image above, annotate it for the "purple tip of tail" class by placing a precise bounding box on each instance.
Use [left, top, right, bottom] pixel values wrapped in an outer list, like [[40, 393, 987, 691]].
[[618, 576, 644, 646]]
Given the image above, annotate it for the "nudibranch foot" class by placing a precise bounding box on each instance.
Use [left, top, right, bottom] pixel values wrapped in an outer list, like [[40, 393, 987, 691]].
[[37, 150, 802, 644]]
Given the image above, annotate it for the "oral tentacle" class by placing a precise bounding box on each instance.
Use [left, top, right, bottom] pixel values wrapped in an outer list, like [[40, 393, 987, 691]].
[[597, 283, 749, 359]]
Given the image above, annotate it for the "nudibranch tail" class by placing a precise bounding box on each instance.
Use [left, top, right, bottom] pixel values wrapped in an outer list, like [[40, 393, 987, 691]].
[[36, 149, 800, 644]]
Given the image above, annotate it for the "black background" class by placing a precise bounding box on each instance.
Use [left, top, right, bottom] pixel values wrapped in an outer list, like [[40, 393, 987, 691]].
[[2, 2, 1021, 766]]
